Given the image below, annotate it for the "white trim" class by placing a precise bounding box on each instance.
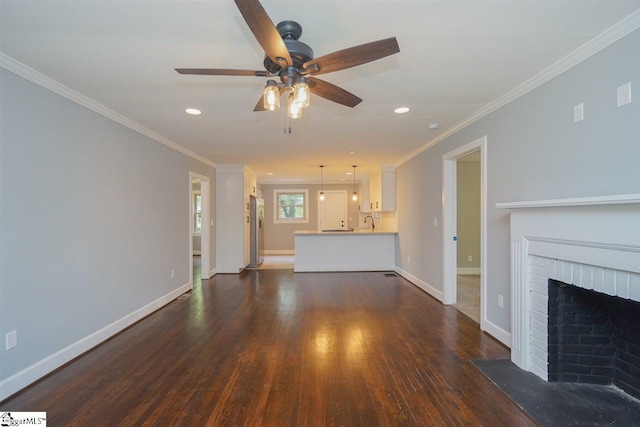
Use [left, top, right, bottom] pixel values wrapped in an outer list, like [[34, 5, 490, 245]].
[[496, 193, 640, 209], [0, 53, 216, 168], [395, 266, 444, 302], [264, 250, 295, 255], [442, 136, 488, 332], [0, 282, 191, 401], [457, 268, 481, 275], [193, 250, 202, 256], [482, 318, 512, 348], [394, 10, 640, 168], [208, 268, 217, 278]]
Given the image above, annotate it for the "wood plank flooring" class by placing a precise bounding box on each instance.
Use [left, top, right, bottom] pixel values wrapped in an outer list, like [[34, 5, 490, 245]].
[[1, 270, 535, 426]]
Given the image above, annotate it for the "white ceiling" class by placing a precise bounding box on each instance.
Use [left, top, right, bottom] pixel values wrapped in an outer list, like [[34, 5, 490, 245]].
[[2, 0, 639, 183]]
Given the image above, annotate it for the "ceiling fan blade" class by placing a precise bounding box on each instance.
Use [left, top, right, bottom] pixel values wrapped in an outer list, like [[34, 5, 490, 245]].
[[234, 0, 292, 67], [175, 68, 269, 77], [309, 77, 362, 108], [254, 95, 266, 111], [304, 37, 399, 75]]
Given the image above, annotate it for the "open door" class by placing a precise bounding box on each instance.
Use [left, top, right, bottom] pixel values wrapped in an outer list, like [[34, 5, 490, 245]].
[[442, 136, 487, 330]]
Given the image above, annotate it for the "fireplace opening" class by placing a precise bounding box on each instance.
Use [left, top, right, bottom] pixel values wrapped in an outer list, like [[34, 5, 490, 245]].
[[547, 279, 640, 400]]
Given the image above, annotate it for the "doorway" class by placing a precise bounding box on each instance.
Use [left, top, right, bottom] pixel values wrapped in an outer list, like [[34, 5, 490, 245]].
[[442, 136, 487, 329], [189, 172, 210, 289], [317, 190, 348, 230]]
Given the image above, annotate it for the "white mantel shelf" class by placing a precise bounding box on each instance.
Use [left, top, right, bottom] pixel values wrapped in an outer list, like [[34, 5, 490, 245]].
[[496, 193, 640, 209]]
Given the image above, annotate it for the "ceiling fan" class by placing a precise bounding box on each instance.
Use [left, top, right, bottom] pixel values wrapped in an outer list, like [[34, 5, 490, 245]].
[[175, 0, 400, 118]]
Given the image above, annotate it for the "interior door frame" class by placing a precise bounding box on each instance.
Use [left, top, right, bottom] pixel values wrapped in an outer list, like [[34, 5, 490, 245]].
[[442, 136, 487, 330], [317, 190, 348, 230], [189, 171, 211, 287]]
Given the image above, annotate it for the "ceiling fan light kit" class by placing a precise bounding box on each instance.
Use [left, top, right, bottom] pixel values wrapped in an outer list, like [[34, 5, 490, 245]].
[[263, 80, 280, 111], [175, 0, 400, 121]]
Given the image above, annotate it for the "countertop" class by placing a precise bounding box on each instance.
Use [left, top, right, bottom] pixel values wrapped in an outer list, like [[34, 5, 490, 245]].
[[294, 229, 398, 235]]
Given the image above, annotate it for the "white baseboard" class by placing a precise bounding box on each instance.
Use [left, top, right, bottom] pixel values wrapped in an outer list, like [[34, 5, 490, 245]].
[[394, 266, 444, 302], [193, 250, 201, 256], [0, 282, 192, 401], [482, 318, 512, 348], [264, 250, 295, 255], [208, 268, 217, 278], [457, 267, 481, 275]]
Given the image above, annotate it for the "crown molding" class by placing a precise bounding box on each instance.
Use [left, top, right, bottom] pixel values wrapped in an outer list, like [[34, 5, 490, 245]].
[[395, 9, 640, 168], [0, 52, 217, 169]]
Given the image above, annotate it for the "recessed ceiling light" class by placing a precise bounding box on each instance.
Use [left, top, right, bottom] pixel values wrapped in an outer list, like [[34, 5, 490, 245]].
[[427, 122, 439, 130], [349, 151, 356, 155], [267, 172, 274, 175], [394, 107, 410, 114], [346, 172, 352, 175], [185, 108, 202, 115]]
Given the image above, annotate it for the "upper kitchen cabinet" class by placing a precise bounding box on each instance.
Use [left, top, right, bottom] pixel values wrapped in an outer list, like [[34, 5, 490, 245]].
[[371, 166, 396, 212]]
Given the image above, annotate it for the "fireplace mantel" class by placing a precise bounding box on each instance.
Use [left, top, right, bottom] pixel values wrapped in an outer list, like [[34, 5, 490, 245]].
[[497, 194, 640, 380]]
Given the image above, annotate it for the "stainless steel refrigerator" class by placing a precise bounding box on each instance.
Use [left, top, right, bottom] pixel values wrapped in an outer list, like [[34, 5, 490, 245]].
[[249, 196, 264, 267]]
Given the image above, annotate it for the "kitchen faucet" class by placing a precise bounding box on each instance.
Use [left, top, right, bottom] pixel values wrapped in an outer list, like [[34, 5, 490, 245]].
[[364, 215, 375, 230]]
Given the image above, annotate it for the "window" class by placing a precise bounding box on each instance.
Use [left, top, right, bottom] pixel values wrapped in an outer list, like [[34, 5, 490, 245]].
[[273, 189, 309, 224], [193, 191, 202, 233]]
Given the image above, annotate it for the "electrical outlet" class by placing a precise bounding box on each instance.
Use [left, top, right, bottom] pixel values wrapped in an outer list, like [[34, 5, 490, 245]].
[[171, 269, 175, 279], [407, 256, 410, 264], [468, 255, 473, 263], [498, 295, 504, 308], [6, 330, 17, 350], [433, 218, 438, 227]]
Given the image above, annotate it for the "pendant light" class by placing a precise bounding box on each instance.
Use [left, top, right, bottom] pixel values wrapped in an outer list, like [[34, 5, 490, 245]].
[[352, 165, 358, 201], [319, 165, 325, 201]]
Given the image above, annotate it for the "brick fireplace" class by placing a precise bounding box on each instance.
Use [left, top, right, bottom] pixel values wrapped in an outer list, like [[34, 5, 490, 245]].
[[498, 194, 640, 393]]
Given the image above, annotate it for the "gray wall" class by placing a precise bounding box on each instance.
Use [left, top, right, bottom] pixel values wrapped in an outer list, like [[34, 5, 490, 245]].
[[457, 160, 480, 269], [261, 183, 361, 251], [0, 70, 215, 390], [396, 29, 640, 335]]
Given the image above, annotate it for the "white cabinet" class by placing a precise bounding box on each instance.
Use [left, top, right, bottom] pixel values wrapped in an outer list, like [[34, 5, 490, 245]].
[[370, 166, 396, 212], [216, 165, 256, 273]]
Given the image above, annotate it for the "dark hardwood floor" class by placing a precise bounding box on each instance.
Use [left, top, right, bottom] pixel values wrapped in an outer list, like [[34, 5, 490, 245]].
[[1, 270, 535, 426]]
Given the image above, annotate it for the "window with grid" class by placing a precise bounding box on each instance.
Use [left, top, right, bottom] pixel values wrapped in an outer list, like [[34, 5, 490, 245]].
[[273, 189, 309, 223]]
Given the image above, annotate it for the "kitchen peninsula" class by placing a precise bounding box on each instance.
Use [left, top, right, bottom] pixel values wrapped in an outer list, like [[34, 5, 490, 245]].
[[294, 229, 397, 272]]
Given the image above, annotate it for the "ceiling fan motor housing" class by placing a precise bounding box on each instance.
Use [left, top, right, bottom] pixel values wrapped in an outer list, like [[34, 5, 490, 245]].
[[263, 21, 314, 73]]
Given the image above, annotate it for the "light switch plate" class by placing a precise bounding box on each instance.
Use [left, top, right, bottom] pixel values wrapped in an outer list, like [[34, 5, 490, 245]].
[[617, 82, 631, 107], [573, 103, 584, 122], [6, 330, 17, 350]]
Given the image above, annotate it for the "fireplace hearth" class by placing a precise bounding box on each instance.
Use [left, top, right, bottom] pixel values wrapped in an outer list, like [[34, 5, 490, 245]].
[[547, 279, 640, 399]]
